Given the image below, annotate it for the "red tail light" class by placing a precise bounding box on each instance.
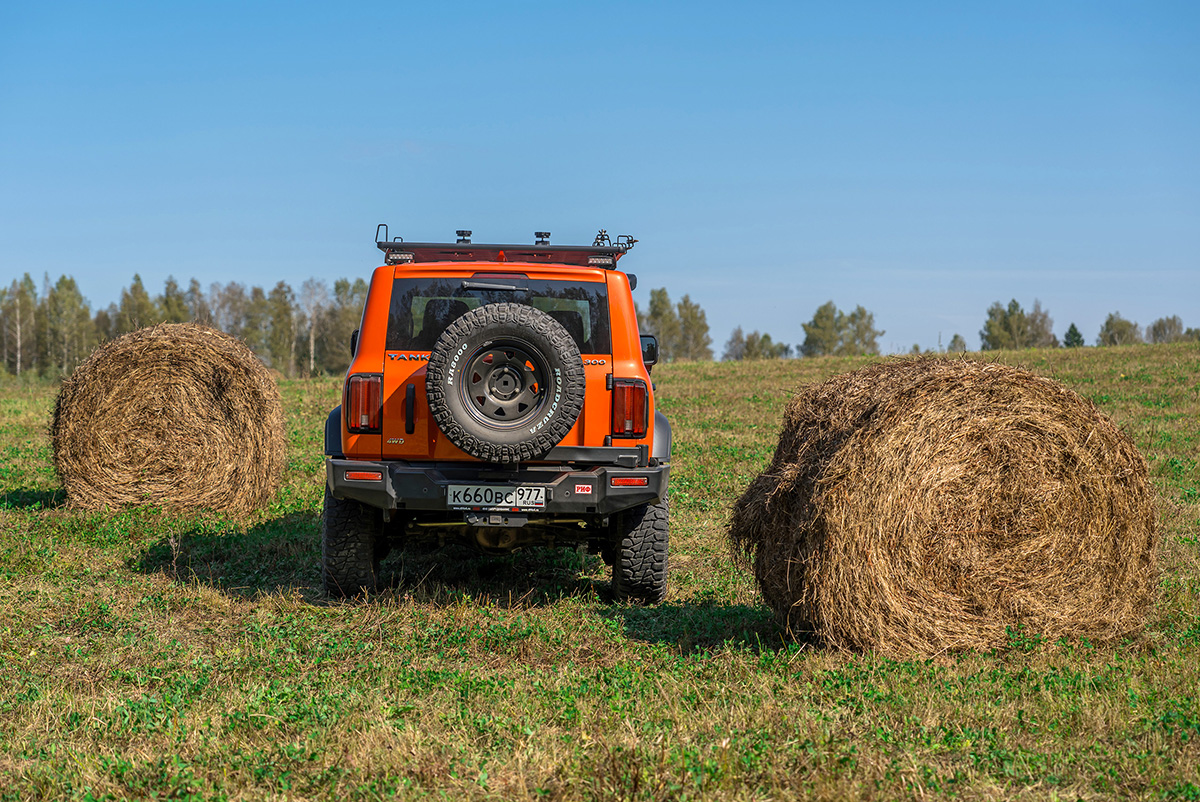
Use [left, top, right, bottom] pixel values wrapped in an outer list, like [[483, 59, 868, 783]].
[[346, 375, 382, 434], [611, 378, 649, 438]]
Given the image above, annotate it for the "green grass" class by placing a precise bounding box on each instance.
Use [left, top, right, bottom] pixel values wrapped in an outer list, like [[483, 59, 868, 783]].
[[1, 343, 1198, 800]]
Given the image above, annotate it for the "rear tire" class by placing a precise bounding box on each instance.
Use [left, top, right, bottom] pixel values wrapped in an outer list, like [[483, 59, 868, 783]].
[[611, 496, 669, 604], [321, 486, 382, 597]]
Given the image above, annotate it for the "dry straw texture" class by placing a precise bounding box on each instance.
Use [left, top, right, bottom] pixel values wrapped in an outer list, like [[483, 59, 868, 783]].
[[52, 323, 285, 516], [729, 358, 1157, 656]]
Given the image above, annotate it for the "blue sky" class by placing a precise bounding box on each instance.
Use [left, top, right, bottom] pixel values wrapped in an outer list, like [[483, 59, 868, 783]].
[[2, 1, 1197, 353]]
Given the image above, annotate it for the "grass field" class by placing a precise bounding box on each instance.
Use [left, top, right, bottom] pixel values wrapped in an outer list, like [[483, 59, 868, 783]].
[[2, 344, 1198, 800]]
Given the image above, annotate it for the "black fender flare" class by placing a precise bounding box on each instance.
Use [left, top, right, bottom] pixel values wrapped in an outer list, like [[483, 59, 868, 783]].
[[325, 406, 343, 457], [653, 410, 671, 463]]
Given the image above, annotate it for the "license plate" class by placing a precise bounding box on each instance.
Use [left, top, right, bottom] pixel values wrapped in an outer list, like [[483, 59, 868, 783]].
[[447, 484, 546, 510]]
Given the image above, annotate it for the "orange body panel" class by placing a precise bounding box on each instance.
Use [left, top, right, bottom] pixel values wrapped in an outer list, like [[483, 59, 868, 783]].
[[342, 260, 654, 462]]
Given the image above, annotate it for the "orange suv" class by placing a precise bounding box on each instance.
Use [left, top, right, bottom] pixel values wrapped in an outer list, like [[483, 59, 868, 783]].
[[323, 227, 670, 602]]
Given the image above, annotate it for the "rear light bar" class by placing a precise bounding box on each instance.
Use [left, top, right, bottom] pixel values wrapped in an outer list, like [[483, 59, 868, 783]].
[[346, 374, 382, 434], [611, 378, 649, 439]]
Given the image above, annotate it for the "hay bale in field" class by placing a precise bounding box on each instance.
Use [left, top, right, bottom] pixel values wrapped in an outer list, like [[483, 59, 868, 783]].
[[729, 358, 1157, 656], [52, 323, 285, 515]]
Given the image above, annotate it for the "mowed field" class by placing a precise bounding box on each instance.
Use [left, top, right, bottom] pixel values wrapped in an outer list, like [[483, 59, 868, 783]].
[[1, 344, 1198, 801]]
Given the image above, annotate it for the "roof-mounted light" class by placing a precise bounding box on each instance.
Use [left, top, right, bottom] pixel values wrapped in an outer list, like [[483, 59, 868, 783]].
[[588, 254, 615, 267], [385, 250, 414, 265]]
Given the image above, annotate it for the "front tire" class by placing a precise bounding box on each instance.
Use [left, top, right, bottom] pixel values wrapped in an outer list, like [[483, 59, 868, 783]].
[[321, 486, 382, 597], [611, 496, 669, 604]]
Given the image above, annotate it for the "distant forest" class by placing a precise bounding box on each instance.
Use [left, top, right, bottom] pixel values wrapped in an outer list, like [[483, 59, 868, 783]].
[[1, 273, 365, 378], [1, 275, 1196, 379]]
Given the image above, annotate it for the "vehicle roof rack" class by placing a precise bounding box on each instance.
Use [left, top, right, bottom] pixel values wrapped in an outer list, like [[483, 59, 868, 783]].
[[375, 225, 637, 268]]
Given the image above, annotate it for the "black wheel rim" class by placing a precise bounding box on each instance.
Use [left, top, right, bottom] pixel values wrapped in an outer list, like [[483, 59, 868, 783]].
[[459, 340, 547, 427]]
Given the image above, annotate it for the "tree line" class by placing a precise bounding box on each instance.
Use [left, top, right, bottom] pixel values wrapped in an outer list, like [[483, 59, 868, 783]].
[[644, 290, 1198, 363], [968, 299, 1200, 351], [637, 292, 884, 362], [3, 276, 1194, 379], [1, 273, 367, 378]]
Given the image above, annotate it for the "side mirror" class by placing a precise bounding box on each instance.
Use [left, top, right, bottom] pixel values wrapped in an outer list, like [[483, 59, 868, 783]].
[[640, 334, 658, 367], [626, 273, 638, 291], [349, 328, 359, 357]]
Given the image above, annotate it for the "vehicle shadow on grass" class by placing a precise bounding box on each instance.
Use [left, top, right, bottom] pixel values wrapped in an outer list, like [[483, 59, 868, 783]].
[[379, 543, 606, 607], [1, 488, 65, 510], [133, 519, 787, 638], [599, 601, 800, 655], [133, 518, 605, 605], [133, 522, 806, 650], [132, 512, 321, 598]]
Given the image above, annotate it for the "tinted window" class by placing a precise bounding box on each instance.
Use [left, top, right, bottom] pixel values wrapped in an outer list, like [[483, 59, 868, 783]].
[[386, 278, 611, 353]]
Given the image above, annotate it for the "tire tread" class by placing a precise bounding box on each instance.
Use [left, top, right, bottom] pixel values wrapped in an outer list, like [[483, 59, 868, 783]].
[[612, 495, 669, 604], [321, 487, 381, 597]]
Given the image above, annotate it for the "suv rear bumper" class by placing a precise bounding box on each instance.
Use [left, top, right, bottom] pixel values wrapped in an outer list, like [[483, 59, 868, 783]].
[[326, 456, 669, 517]]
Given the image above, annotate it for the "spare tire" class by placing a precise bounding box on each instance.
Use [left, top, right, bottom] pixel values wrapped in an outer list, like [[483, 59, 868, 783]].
[[425, 302, 586, 463]]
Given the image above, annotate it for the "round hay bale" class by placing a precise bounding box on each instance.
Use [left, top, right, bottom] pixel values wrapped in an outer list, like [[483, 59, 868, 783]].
[[729, 358, 1157, 656], [52, 323, 286, 516]]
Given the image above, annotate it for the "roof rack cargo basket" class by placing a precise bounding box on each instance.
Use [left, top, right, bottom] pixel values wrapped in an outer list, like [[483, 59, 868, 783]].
[[374, 224, 637, 268]]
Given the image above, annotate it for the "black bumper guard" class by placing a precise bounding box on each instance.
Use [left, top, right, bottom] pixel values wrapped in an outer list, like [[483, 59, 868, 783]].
[[327, 454, 668, 517]]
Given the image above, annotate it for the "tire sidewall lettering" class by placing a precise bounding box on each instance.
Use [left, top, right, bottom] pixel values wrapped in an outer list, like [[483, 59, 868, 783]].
[[529, 367, 562, 433], [446, 342, 470, 387]]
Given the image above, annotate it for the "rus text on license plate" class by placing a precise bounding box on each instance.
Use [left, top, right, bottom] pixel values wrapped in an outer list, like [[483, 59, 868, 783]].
[[447, 485, 546, 510]]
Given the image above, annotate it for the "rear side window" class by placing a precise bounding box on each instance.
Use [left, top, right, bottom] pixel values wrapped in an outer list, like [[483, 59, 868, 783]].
[[386, 277, 611, 353]]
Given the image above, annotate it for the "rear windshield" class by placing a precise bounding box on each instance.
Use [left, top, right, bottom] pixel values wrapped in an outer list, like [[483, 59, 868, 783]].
[[386, 277, 611, 354]]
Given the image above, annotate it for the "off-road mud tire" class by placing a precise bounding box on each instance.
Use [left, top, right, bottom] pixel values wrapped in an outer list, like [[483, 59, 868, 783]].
[[321, 486, 383, 597], [425, 302, 585, 464], [612, 495, 669, 604]]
